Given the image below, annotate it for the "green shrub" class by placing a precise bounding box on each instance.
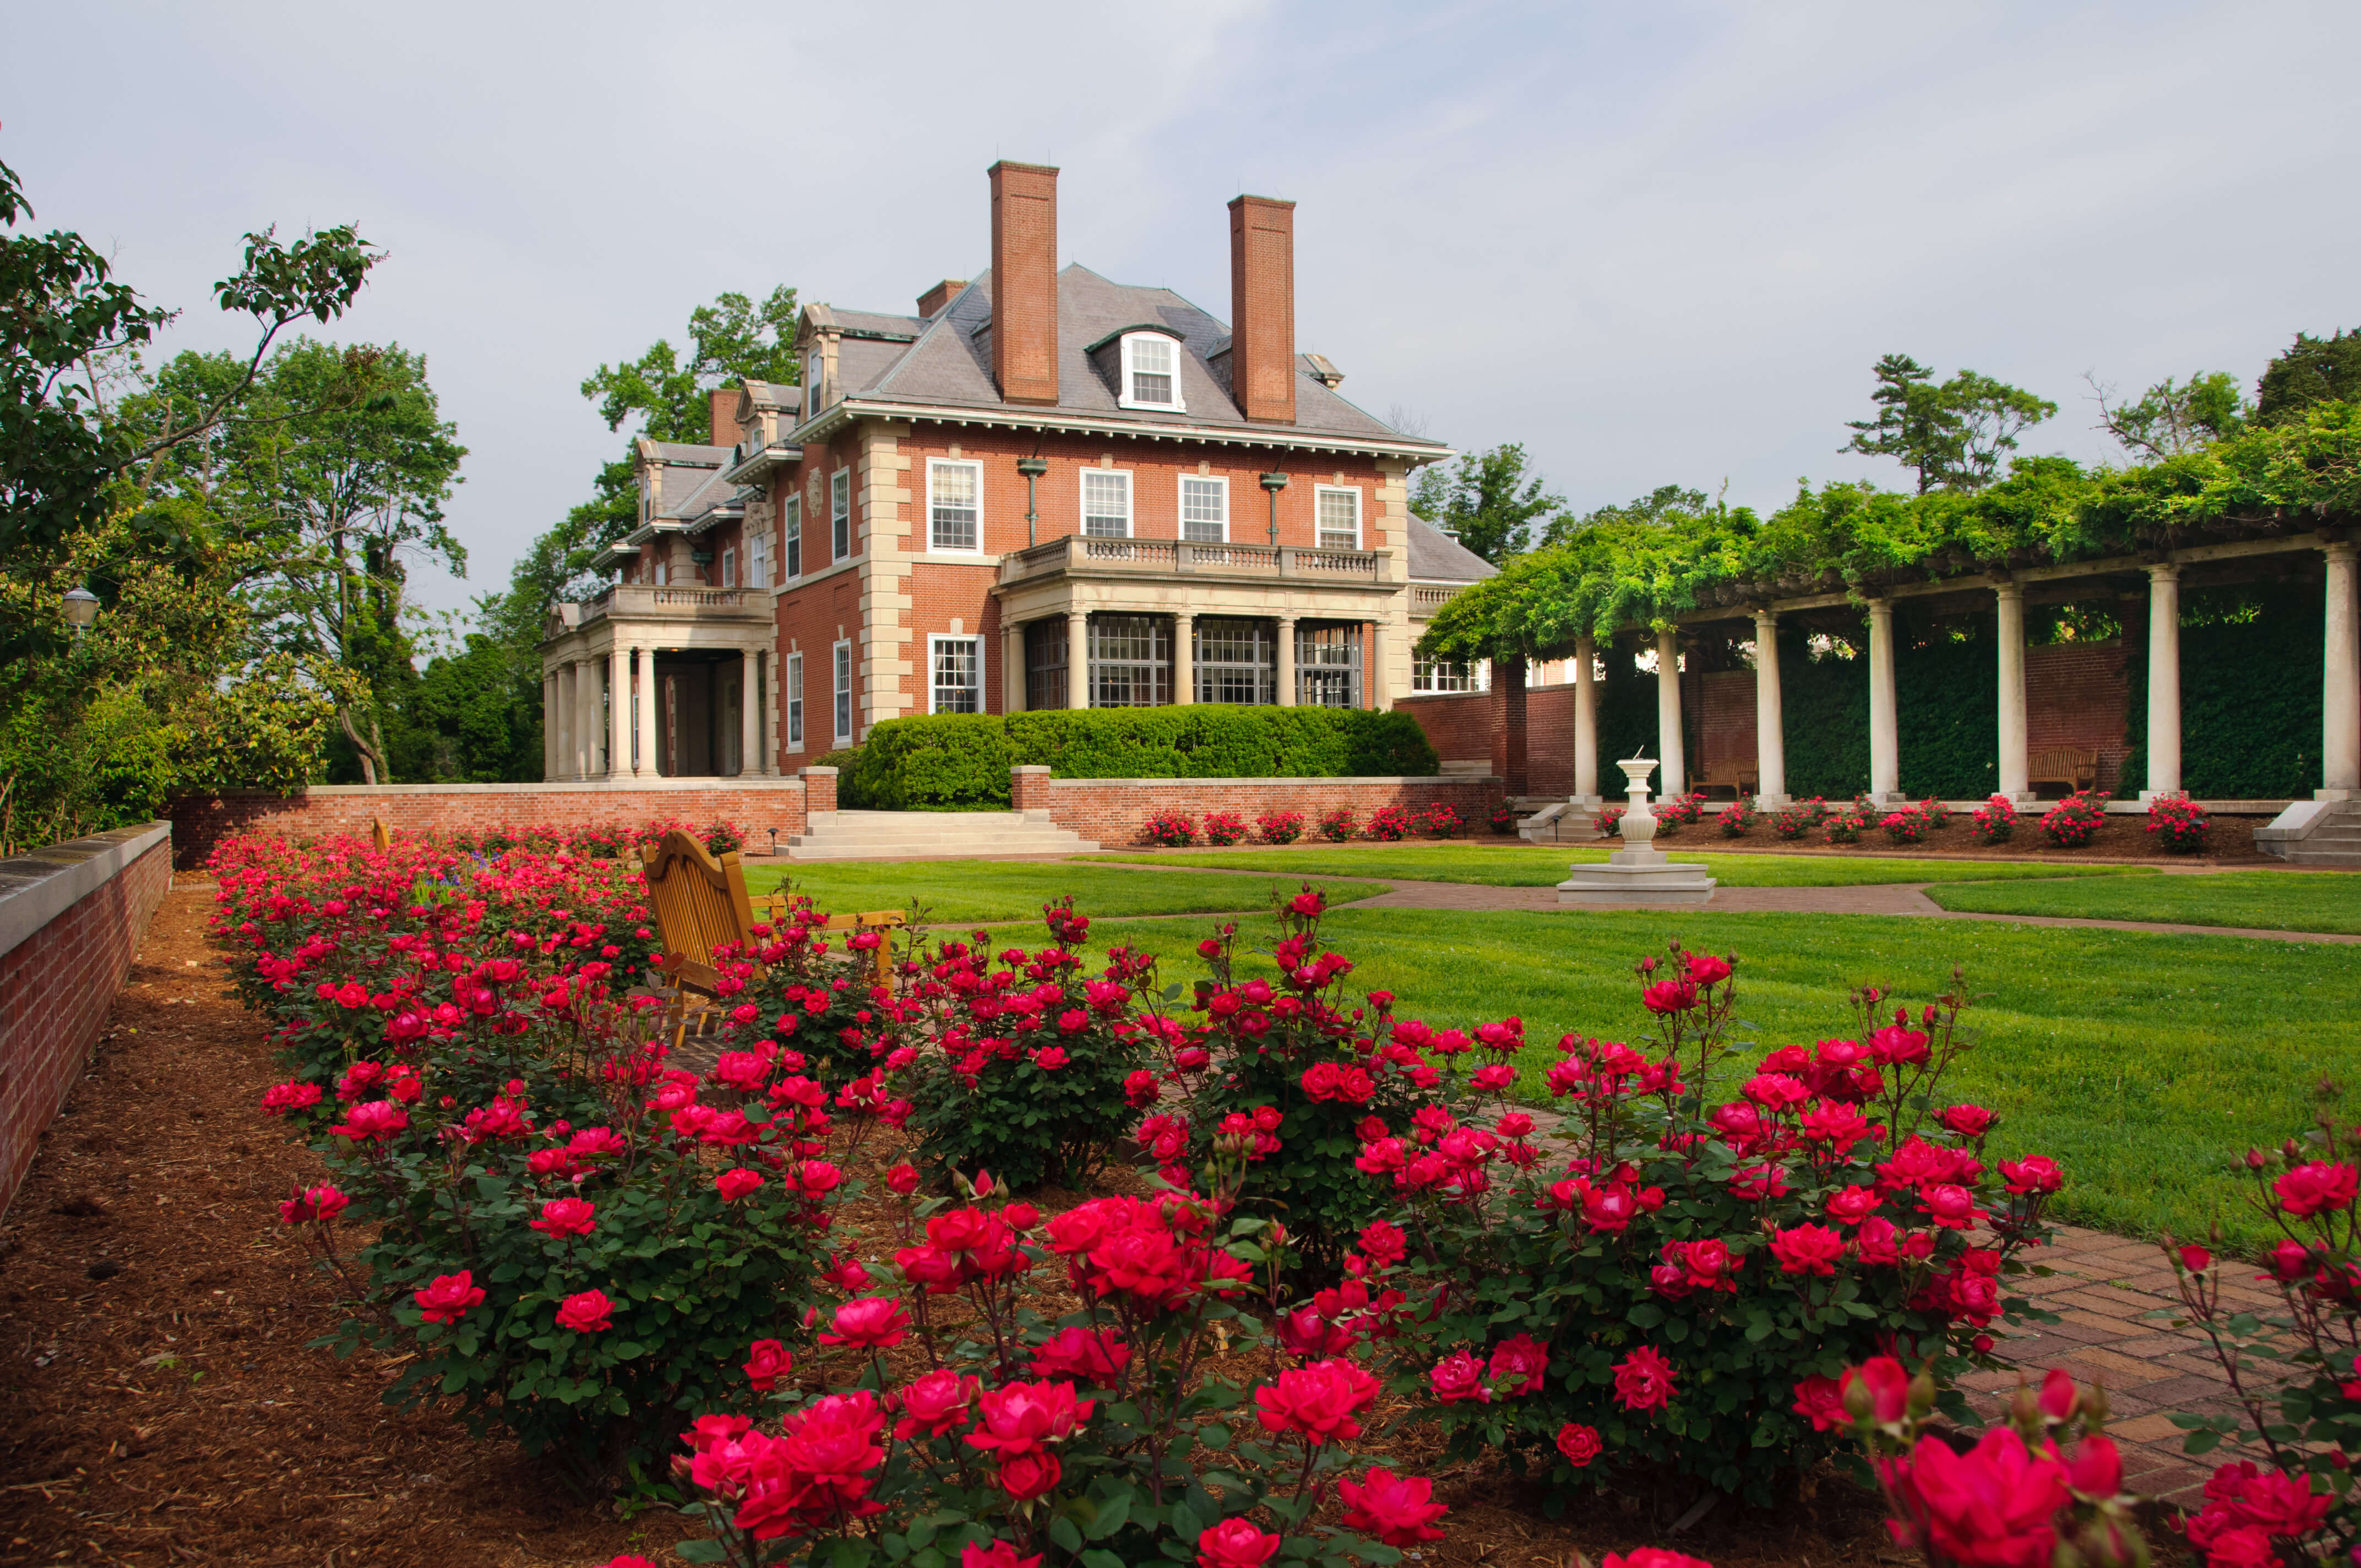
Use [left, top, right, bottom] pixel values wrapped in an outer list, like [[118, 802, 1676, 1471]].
[[842, 716, 1012, 809]]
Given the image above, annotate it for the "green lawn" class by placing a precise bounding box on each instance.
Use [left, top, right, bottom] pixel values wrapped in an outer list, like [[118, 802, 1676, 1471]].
[[1088, 906, 2360, 1253], [744, 859, 1388, 926], [1928, 869, 2361, 935], [1086, 842, 2157, 889]]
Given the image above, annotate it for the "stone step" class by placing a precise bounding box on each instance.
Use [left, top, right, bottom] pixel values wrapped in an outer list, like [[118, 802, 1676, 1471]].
[[2282, 850, 2361, 867], [784, 809, 1100, 862]]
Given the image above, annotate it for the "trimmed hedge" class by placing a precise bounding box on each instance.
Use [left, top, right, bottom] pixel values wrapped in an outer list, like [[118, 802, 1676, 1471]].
[[840, 708, 1442, 809]]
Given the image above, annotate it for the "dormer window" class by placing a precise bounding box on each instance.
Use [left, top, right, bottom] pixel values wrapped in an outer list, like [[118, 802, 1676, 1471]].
[[802, 349, 822, 420], [1117, 330, 1185, 412]]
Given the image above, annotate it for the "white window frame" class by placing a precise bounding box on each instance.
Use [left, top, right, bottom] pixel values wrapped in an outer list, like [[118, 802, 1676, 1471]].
[[782, 494, 802, 580], [927, 458, 985, 555], [927, 634, 984, 714], [720, 546, 736, 589], [1080, 467, 1134, 539], [1314, 484, 1363, 551], [802, 350, 822, 421], [1117, 331, 1185, 413], [786, 651, 805, 750], [1178, 474, 1228, 543], [831, 468, 852, 561], [832, 639, 853, 744], [749, 527, 769, 590], [652, 559, 668, 586]]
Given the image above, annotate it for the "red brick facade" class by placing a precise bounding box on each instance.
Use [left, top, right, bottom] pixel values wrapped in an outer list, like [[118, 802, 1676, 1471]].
[[2028, 642, 2131, 791], [1018, 772, 1504, 846], [165, 778, 821, 870], [1, 824, 172, 1218]]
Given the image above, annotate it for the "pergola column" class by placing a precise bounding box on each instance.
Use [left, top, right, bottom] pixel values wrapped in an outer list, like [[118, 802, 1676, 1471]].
[[633, 645, 656, 776], [1867, 598, 1900, 801], [1173, 612, 1195, 705], [1003, 623, 1026, 714], [1571, 633, 1599, 803], [740, 649, 761, 778], [1655, 627, 1685, 797], [608, 645, 631, 781], [1751, 609, 1788, 807], [1995, 581, 2030, 800], [2144, 564, 2183, 799], [554, 662, 576, 780], [2326, 541, 2360, 798], [1276, 617, 1298, 707], [1066, 611, 1089, 710], [578, 658, 600, 778]]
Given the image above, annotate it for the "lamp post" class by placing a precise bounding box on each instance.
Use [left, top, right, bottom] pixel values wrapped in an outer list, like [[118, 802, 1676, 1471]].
[[1259, 471, 1288, 546], [61, 587, 99, 636], [1018, 456, 1048, 547]]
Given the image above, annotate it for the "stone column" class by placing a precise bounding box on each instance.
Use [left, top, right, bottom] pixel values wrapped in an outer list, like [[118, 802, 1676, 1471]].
[[2143, 565, 2183, 798], [1003, 623, 1026, 714], [608, 646, 631, 780], [1867, 598, 1900, 801], [541, 671, 558, 780], [1655, 627, 1685, 797], [1751, 610, 1789, 807], [1276, 617, 1298, 706], [1571, 633, 1599, 803], [2326, 541, 2360, 798], [1995, 581, 2030, 800], [1366, 623, 1383, 709], [740, 649, 761, 778], [578, 658, 599, 780], [1173, 612, 1195, 705], [1066, 611, 1090, 710], [633, 646, 657, 776], [553, 662, 575, 781]]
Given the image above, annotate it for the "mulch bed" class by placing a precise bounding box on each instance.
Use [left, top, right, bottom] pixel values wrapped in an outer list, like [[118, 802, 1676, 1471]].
[[0, 881, 1908, 1568]]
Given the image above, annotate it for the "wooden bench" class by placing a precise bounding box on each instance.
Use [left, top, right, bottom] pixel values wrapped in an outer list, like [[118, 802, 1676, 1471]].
[[370, 818, 392, 854], [1692, 763, 1760, 801], [2028, 746, 2098, 797], [755, 899, 907, 986], [642, 829, 907, 1001]]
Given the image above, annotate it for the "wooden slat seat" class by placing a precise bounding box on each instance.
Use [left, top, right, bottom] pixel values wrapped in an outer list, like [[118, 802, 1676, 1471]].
[[2028, 746, 2098, 796], [1692, 763, 1760, 801], [641, 829, 763, 997], [371, 818, 392, 854]]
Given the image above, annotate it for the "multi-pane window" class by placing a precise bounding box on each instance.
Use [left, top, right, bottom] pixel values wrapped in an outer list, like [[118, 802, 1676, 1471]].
[[831, 469, 852, 560], [1089, 614, 1169, 707], [720, 547, 736, 589], [929, 460, 982, 552], [1081, 470, 1131, 538], [749, 528, 769, 589], [1413, 655, 1487, 693], [1128, 335, 1175, 405], [803, 351, 822, 420], [787, 652, 804, 749], [1024, 620, 1069, 711], [1296, 622, 1363, 707], [832, 639, 853, 743], [782, 495, 802, 579], [930, 635, 982, 714], [1180, 476, 1227, 543], [1315, 486, 1362, 551], [1194, 618, 1274, 704]]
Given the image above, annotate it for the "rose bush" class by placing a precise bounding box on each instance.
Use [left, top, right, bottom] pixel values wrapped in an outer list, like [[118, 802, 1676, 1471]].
[[2041, 791, 2108, 849], [1256, 810, 1307, 845], [1316, 808, 1359, 843], [1363, 805, 1413, 842], [1772, 798, 1830, 841], [1970, 794, 2017, 846], [1716, 800, 1756, 839], [1144, 812, 1198, 849], [2146, 794, 2211, 854], [1204, 812, 1248, 848]]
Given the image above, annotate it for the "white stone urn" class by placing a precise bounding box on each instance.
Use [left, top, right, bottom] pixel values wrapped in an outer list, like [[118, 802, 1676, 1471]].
[[1618, 757, 1660, 847]]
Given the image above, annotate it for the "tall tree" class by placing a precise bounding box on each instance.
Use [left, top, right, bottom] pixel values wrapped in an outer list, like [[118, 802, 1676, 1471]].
[[1539, 483, 1713, 549], [1408, 442, 1564, 563], [1843, 353, 2055, 493], [2255, 328, 2361, 426], [2088, 371, 2249, 459], [580, 285, 801, 443]]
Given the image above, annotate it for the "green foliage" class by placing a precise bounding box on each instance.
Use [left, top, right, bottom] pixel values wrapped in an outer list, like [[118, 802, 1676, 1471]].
[[580, 286, 800, 444], [2256, 328, 2361, 426], [2095, 371, 2249, 459], [1842, 352, 2057, 494], [390, 633, 543, 783], [1894, 611, 1998, 800], [1777, 629, 1869, 801], [845, 714, 1013, 809], [2124, 581, 2324, 799], [1406, 442, 1564, 564]]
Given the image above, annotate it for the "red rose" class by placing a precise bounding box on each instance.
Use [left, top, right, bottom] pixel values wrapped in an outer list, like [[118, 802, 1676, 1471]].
[[716, 1168, 765, 1202], [744, 1338, 793, 1391], [1195, 1518, 1282, 1568], [1030, 1326, 1132, 1385], [995, 1450, 1060, 1501], [1880, 1426, 2067, 1568], [1613, 1344, 1675, 1412], [1998, 1156, 2063, 1195], [413, 1270, 485, 1325], [1602, 1551, 1715, 1568], [1427, 1348, 1490, 1404], [1939, 1104, 1994, 1138], [556, 1288, 613, 1332], [893, 1368, 980, 1440], [966, 1380, 1094, 1458], [1555, 1422, 1602, 1467], [2276, 1162, 2359, 1218], [820, 1297, 910, 1350], [885, 1162, 921, 1195], [1487, 1333, 1548, 1396], [1254, 1357, 1382, 1444], [1792, 1374, 1846, 1431], [530, 1196, 597, 1238], [1337, 1467, 1449, 1547], [1843, 1355, 1911, 1423], [1769, 1223, 1846, 1276], [960, 1542, 1040, 1568]]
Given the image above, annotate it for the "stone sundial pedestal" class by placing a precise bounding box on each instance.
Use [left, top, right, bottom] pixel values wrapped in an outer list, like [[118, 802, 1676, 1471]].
[[1554, 757, 1718, 907]]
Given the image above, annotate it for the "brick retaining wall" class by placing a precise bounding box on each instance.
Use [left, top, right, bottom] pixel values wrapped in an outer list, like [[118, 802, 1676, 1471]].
[[0, 823, 173, 1218], [166, 776, 824, 870], [1011, 769, 1505, 845]]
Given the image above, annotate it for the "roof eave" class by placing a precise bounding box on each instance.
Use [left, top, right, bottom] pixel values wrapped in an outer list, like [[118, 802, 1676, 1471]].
[[788, 396, 1455, 464]]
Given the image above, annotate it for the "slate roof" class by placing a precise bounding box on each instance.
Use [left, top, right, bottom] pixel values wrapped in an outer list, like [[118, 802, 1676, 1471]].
[[817, 265, 1447, 453], [1406, 516, 1497, 584]]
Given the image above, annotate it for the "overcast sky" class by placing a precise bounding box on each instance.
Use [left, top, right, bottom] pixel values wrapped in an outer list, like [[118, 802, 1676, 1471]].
[[7, 1, 2356, 621]]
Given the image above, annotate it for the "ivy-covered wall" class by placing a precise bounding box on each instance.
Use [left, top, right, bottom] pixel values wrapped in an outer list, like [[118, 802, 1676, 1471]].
[[1778, 629, 1870, 800], [2121, 580, 2325, 799], [1896, 611, 2001, 801]]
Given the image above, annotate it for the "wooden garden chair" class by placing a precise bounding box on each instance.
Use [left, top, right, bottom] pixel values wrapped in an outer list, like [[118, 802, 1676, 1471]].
[[641, 829, 762, 998], [371, 818, 392, 854]]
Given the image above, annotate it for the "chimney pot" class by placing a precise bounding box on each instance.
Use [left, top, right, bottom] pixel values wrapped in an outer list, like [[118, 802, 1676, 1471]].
[[988, 161, 1060, 406], [918, 278, 970, 319], [1228, 194, 1297, 425], [709, 385, 740, 448]]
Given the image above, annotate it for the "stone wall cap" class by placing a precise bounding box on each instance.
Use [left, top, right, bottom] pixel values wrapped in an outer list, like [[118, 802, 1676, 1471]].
[[1010, 765, 1053, 775], [0, 820, 171, 965], [1043, 775, 1492, 787], [248, 779, 809, 797], [799, 766, 840, 777]]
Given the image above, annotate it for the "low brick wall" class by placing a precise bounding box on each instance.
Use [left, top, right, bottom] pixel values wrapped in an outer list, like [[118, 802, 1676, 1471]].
[[0, 822, 173, 1218], [1011, 769, 1506, 846], [166, 775, 830, 870]]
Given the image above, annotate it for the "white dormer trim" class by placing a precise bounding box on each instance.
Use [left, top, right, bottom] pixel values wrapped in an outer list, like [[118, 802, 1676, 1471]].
[[1117, 330, 1185, 414]]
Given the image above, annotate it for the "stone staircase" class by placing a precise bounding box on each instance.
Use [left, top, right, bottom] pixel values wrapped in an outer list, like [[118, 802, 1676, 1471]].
[[784, 809, 1098, 862], [1513, 796, 1601, 843], [2260, 798, 2361, 867]]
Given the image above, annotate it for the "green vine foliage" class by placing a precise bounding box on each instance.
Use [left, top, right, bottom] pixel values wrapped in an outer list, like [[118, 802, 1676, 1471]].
[[1895, 610, 1999, 801], [2122, 581, 2325, 799], [1777, 630, 1869, 801]]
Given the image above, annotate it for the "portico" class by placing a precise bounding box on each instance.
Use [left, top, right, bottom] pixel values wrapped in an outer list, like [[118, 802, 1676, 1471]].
[[540, 584, 775, 780]]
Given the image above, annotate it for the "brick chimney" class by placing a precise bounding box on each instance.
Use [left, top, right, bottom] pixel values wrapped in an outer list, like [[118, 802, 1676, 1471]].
[[917, 278, 969, 319], [988, 161, 1060, 406], [1228, 194, 1297, 424], [709, 385, 739, 448]]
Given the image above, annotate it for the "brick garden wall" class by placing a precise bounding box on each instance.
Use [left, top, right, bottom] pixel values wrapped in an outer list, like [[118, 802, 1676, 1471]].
[[165, 777, 820, 871], [2027, 642, 2131, 792], [1011, 769, 1505, 846], [0, 823, 173, 1218]]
